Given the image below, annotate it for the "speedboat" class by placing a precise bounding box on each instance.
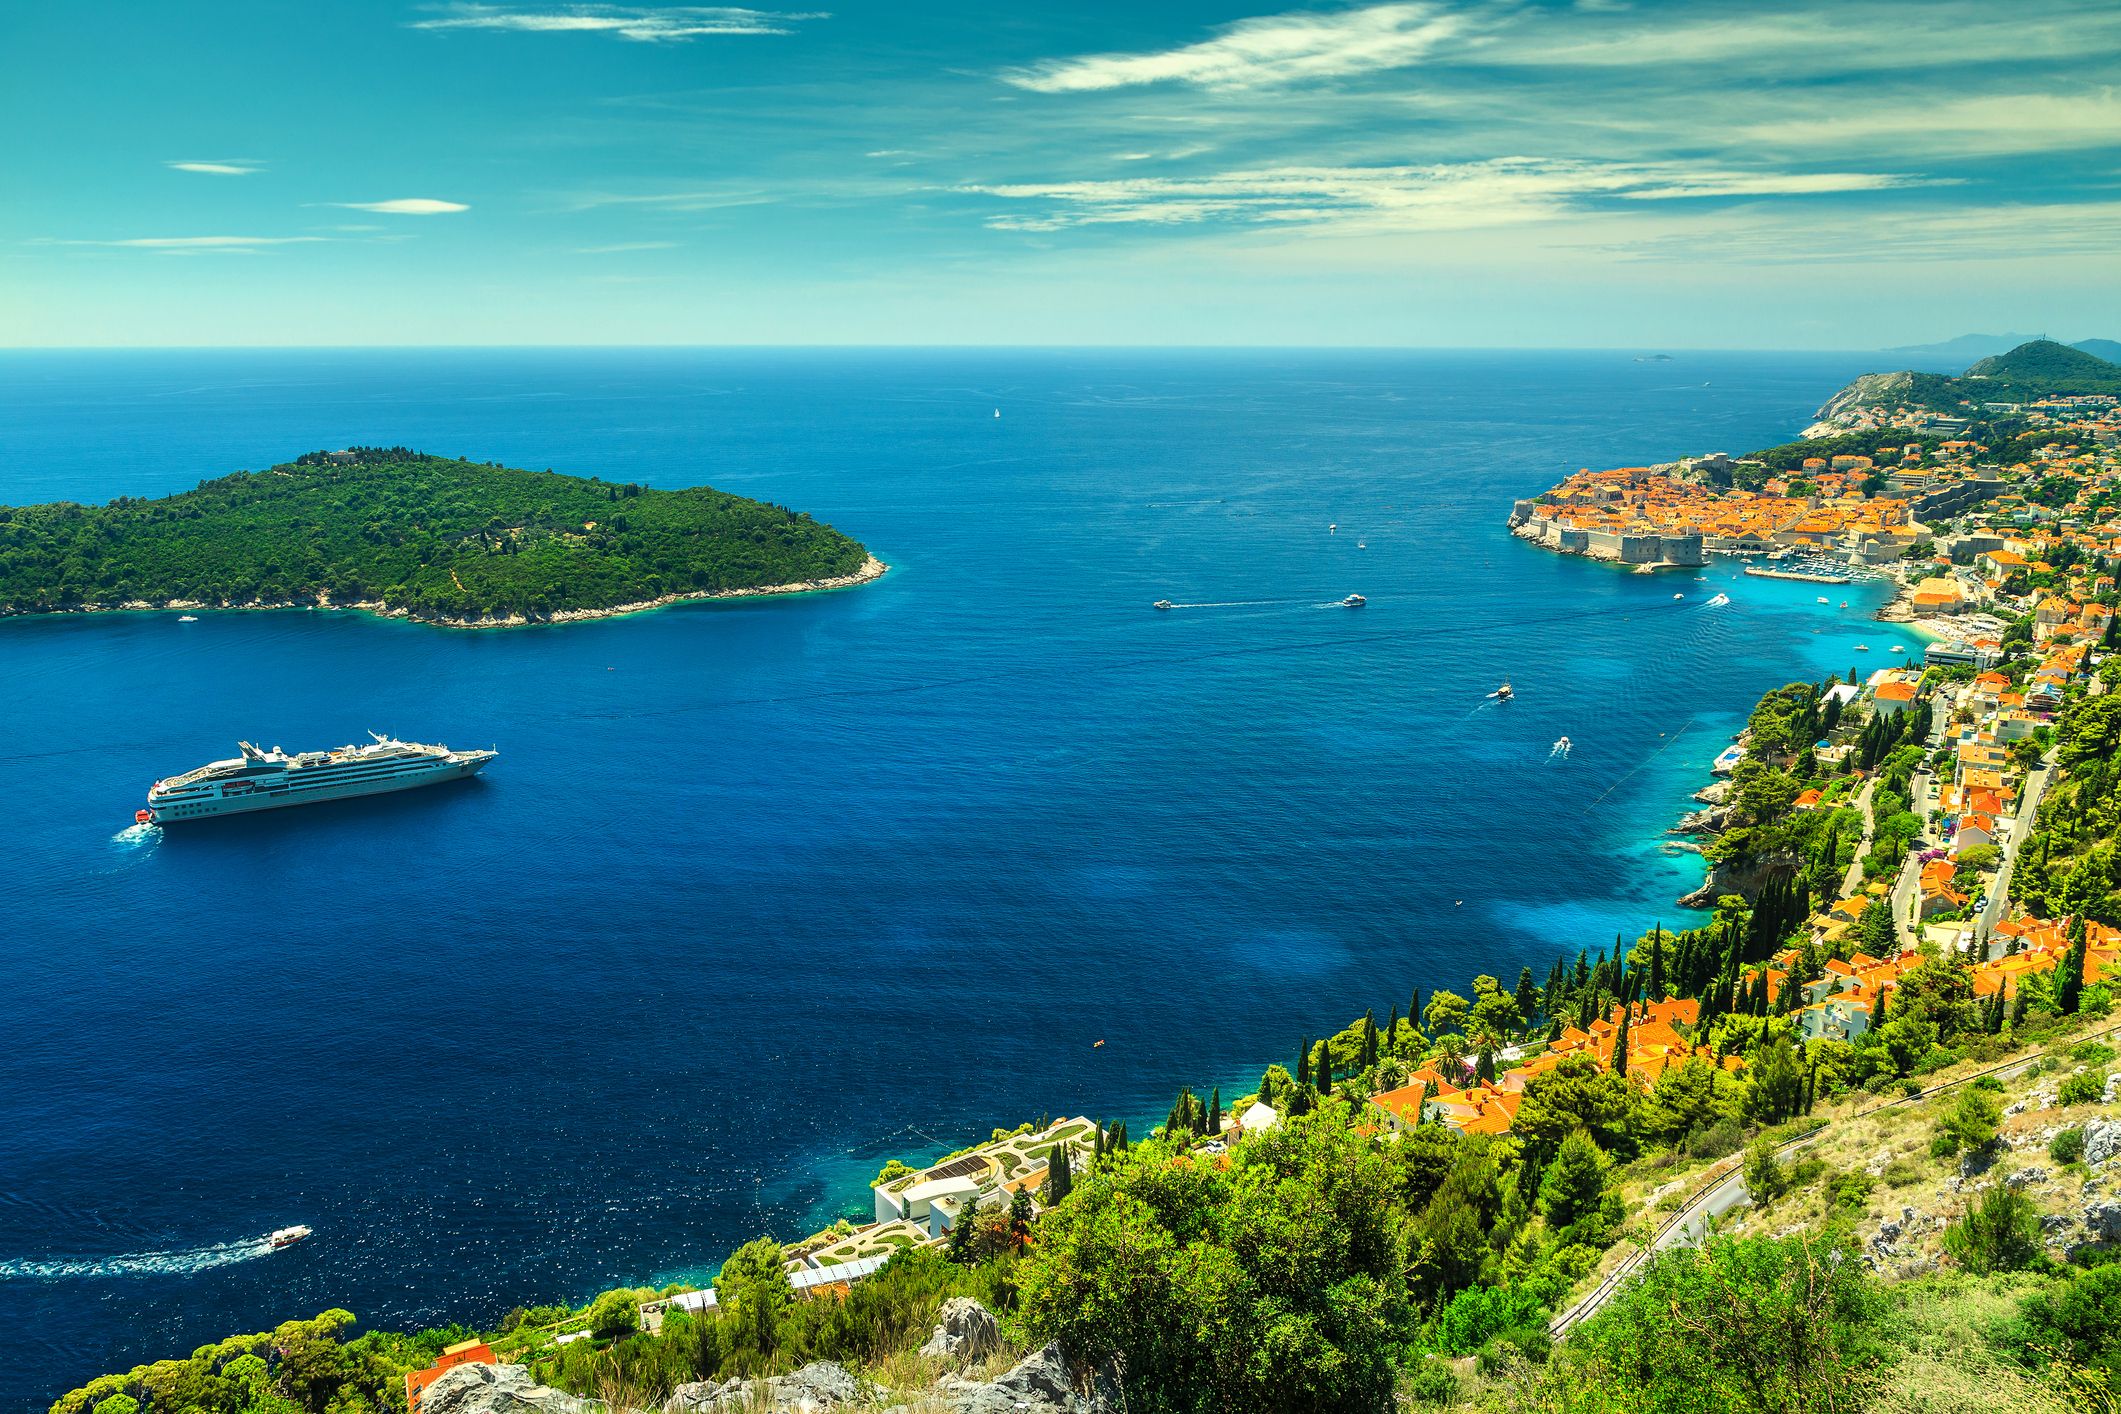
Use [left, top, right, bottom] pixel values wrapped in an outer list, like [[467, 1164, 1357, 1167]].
[[1839, 601, 1849, 609], [177, 614, 198, 622], [1357, 540, 1367, 549], [1493, 681, 1514, 701], [1341, 594, 1366, 608], [1817, 597, 1830, 604], [1673, 592, 1684, 600], [1153, 600, 1174, 611], [1854, 643, 1871, 652], [1328, 523, 1337, 534], [1706, 593, 1730, 607], [1890, 645, 1905, 654], [269, 1226, 312, 1249], [1555, 736, 1571, 752]]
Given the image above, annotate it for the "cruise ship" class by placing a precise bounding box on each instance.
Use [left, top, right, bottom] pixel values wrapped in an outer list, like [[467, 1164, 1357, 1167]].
[[140, 735, 496, 824]]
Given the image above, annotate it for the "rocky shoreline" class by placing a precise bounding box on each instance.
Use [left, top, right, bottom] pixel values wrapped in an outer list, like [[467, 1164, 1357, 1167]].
[[1, 555, 889, 631]]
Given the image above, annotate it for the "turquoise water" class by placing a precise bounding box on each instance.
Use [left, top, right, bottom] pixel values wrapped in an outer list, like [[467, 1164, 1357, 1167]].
[[0, 350, 1925, 1406]]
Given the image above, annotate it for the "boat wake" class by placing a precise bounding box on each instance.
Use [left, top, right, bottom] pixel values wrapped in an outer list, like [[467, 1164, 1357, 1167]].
[[1548, 737, 1572, 760], [0, 1235, 277, 1280], [1160, 599, 1305, 610], [110, 822, 161, 848]]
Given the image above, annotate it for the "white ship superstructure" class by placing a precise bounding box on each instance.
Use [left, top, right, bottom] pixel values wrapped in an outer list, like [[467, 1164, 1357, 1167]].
[[143, 735, 495, 823]]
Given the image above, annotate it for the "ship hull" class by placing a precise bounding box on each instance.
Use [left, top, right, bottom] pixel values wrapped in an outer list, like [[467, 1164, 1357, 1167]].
[[147, 757, 491, 824]]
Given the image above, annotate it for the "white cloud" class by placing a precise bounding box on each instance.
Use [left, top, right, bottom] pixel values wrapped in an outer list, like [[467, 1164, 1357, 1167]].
[[51, 235, 329, 256], [1745, 92, 2121, 156], [409, 4, 824, 41], [329, 198, 470, 214], [1004, 3, 1473, 92], [167, 160, 259, 176], [968, 159, 1919, 233]]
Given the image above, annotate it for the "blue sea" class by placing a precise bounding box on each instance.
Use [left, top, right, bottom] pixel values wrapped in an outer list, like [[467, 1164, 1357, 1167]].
[[0, 349, 1926, 1408]]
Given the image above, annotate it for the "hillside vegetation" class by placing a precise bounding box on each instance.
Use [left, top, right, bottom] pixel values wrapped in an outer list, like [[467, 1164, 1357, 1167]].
[[0, 448, 874, 625]]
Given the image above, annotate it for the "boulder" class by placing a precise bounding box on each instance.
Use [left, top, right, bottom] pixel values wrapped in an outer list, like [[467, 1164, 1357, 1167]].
[[2085, 1119, 2121, 1168], [950, 1343, 1121, 1414], [919, 1298, 1002, 1364], [666, 1362, 861, 1414], [421, 1365, 594, 1414], [2006, 1166, 2049, 1188]]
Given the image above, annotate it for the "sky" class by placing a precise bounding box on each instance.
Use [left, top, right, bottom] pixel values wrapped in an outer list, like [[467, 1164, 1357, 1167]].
[[3, 0, 2119, 348]]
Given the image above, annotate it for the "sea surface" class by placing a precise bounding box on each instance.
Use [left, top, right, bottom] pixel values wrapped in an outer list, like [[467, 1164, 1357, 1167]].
[[0, 349, 1927, 1408]]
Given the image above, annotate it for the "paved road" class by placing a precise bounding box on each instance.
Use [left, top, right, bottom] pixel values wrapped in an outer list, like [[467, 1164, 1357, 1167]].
[[1838, 777, 1878, 900], [1983, 761, 2053, 935]]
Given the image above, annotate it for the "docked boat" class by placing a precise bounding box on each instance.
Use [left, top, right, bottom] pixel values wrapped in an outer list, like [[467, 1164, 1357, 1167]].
[[269, 1226, 312, 1249], [1493, 681, 1514, 701], [141, 734, 496, 825], [1341, 594, 1366, 608], [1153, 600, 1174, 611]]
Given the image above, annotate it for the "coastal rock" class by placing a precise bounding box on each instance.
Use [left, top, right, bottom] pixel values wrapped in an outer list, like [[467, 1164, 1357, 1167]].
[[1677, 851, 1797, 910], [420, 1365, 594, 1414], [666, 1363, 862, 1413], [949, 1343, 1121, 1414], [919, 1297, 1002, 1364], [1692, 781, 1731, 806], [2086, 1119, 2121, 1168], [1672, 805, 1731, 835], [1816, 370, 1917, 423]]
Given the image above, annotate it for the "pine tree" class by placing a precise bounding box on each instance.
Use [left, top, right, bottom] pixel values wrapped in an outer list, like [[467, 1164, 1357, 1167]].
[[1516, 966, 1539, 1024], [2057, 914, 2089, 1015], [1045, 1144, 1073, 1204], [1009, 1189, 1034, 1247], [946, 1197, 977, 1263]]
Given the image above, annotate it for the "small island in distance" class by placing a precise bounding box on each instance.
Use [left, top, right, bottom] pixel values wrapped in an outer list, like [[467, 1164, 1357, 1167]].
[[0, 448, 883, 628]]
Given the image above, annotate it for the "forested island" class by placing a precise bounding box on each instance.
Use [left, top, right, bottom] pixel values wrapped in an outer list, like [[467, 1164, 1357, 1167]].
[[0, 448, 882, 627]]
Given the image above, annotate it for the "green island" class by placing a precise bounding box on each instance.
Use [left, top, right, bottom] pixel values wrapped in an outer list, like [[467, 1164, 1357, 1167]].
[[47, 375, 2121, 1414], [0, 448, 882, 627]]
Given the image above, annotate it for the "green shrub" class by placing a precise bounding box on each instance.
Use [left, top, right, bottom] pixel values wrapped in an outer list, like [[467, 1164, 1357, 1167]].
[[1883, 1158, 1922, 1188], [2050, 1128, 2087, 1165], [1689, 1116, 1745, 1161], [1403, 1359, 1462, 1407], [1973, 1074, 2005, 1092], [1826, 1170, 1876, 1210], [2071, 1041, 2115, 1066], [587, 1288, 643, 1341], [1943, 1183, 2042, 1275], [2059, 1073, 2104, 1106]]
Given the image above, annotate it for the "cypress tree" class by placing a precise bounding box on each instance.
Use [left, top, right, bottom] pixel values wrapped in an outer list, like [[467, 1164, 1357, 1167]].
[[2057, 914, 2089, 1015], [1315, 1041, 1333, 1097], [1612, 1003, 1631, 1078], [1649, 928, 1665, 999], [2010, 986, 2028, 1030], [1362, 1010, 1379, 1068], [1044, 1145, 1073, 1204], [1093, 1121, 1107, 1162], [1385, 1005, 1400, 1053], [1208, 1086, 1222, 1135], [1870, 985, 1889, 1032], [1516, 966, 1539, 1024], [1476, 1048, 1496, 1083], [1295, 1038, 1312, 1090], [1409, 988, 1422, 1034]]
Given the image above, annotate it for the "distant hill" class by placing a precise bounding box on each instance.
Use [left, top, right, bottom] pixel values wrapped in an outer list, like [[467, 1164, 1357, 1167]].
[[2074, 338, 2121, 363], [0, 448, 879, 626], [1880, 333, 2040, 361], [1962, 338, 2121, 396]]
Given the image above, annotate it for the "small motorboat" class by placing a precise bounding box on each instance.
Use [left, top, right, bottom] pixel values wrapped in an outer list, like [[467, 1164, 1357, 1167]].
[[1153, 600, 1174, 611], [1554, 736, 1572, 754], [1092, 1039, 1105, 1049], [1341, 594, 1366, 608], [1890, 645, 1905, 654], [993, 408, 1000, 418], [1493, 681, 1514, 701], [1706, 593, 1730, 607], [1673, 592, 1684, 601], [1839, 601, 1849, 609], [177, 614, 198, 622], [1854, 643, 1871, 652], [133, 808, 155, 825], [269, 1226, 312, 1249], [1357, 539, 1367, 549]]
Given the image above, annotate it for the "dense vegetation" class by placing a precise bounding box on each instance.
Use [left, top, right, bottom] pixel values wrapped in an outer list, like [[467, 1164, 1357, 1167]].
[[1963, 339, 2121, 397], [0, 448, 872, 623]]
